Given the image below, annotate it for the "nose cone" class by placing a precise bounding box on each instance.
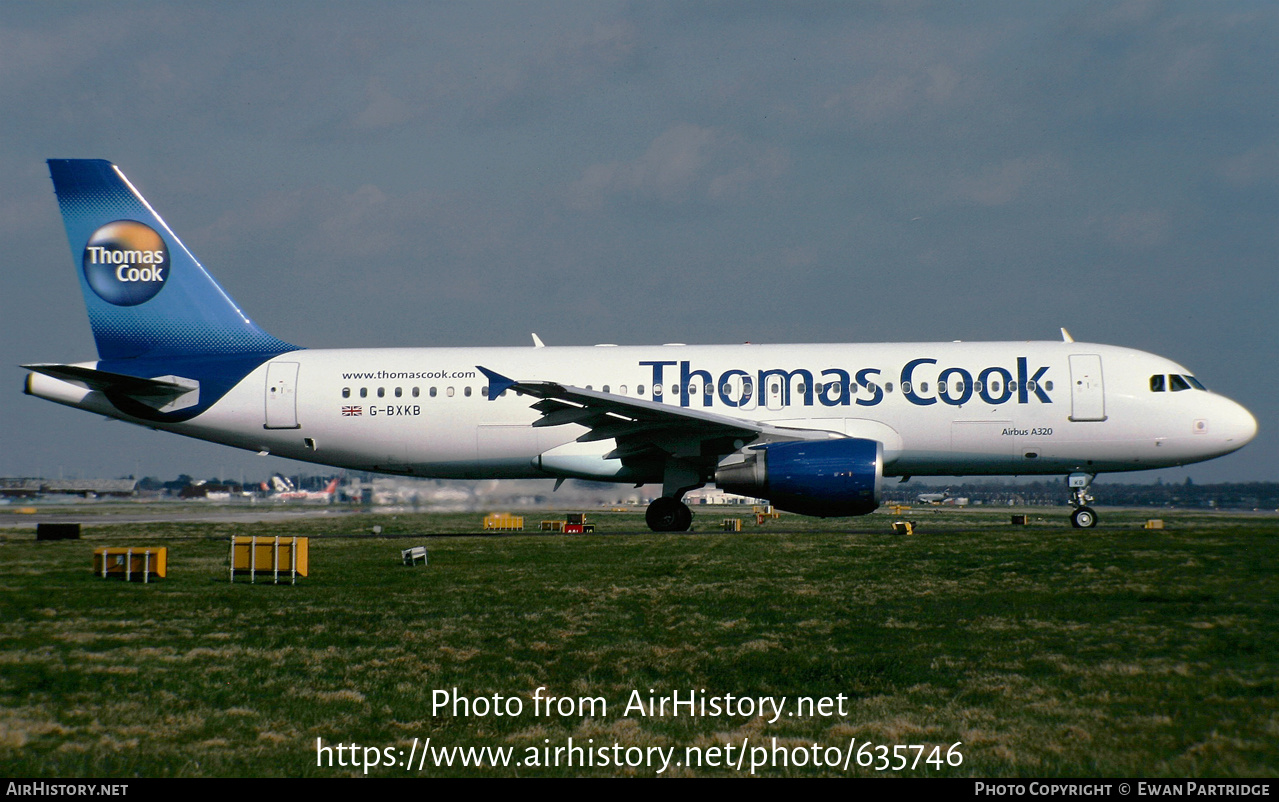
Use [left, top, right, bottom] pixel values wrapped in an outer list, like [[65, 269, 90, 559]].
[[1217, 397, 1258, 455], [1234, 402, 1258, 445]]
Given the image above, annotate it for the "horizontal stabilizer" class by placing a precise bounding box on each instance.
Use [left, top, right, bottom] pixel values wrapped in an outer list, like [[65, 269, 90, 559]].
[[23, 363, 199, 412]]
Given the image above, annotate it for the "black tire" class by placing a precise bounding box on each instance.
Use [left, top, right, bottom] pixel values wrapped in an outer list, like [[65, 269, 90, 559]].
[[1071, 506, 1098, 529], [674, 502, 692, 532], [646, 497, 692, 532]]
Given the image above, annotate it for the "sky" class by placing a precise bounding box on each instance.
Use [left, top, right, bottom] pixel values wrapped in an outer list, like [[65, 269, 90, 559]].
[[2, 1, 1275, 486]]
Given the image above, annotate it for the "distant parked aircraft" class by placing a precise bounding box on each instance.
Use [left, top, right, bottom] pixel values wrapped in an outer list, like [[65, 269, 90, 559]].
[[916, 489, 950, 505], [263, 476, 340, 502]]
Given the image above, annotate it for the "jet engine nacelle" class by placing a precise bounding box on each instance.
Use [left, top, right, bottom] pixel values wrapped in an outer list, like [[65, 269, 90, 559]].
[[714, 438, 883, 517]]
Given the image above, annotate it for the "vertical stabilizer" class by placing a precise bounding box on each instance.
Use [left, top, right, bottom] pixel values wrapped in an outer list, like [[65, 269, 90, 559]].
[[47, 159, 297, 360]]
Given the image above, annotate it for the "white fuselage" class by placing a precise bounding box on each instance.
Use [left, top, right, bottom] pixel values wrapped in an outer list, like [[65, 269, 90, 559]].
[[30, 340, 1257, 483]]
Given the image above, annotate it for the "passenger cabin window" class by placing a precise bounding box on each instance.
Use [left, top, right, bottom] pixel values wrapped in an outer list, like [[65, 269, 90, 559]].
[[430, 387, 437, 397], [447, 387, 454, 397], [1151, 375, 1165, 392], [464, 386, 472, 397], [412, 387, 420, 397], [360, 388, 368, 398], [395, 387, 402, 398], [377, 387, 385, 398], [342, 388, 350, 398]]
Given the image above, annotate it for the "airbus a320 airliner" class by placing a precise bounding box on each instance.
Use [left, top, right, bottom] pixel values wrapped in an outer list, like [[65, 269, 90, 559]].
[[24, 160, 1257, 530]]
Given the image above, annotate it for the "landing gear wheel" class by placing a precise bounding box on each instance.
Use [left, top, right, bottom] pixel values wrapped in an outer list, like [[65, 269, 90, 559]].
[[1071, 506, 1097, 529], [674, 502, 692, 532], [646, 497, 692, 532]]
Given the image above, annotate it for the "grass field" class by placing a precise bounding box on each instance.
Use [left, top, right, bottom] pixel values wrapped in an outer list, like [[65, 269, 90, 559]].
[[1, 506, 1276, 777]]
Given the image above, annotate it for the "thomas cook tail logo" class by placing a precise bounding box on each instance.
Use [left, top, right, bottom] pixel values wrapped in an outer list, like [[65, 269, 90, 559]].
[[82, 220, 170, 306]]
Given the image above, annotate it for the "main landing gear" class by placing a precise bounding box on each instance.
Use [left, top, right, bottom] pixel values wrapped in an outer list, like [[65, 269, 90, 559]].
[[646, 496, 693, 532], [1067, 472, 1097, 529], [646, 461, 700, 532]]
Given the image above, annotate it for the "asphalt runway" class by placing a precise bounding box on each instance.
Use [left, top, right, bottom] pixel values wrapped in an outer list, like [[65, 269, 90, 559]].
[[0, 504, 356, 529]]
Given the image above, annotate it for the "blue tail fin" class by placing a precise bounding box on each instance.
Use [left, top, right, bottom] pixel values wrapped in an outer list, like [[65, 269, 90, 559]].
[[47, 159, 298, 360]]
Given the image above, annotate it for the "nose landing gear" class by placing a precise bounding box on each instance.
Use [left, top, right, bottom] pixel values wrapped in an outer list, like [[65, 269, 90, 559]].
[[1068, 472, 1097, 528]]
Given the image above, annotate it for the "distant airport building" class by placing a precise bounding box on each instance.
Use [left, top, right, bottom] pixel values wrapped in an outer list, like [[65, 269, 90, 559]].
[[682, 486, 763, 506], [0, 479, 43, 499], [1, 478, 137, 498]]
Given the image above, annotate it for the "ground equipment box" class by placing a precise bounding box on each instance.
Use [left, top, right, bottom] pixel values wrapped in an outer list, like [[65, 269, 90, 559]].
[[562, 513, 595, 534], [93, 547, 166, 582], [38, 523, 81, 541], [483, 513, 524, 531], [230, 536, 308, 584]]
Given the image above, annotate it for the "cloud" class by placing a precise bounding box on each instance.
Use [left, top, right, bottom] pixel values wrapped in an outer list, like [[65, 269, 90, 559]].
[[351, 78, 417, 131], [1091, 208, 1172, 250], [468, 19, 642, 125], [1216, 145, 1279, 189], [949, 155, 1069, 207], [567, 123, 788, 211]]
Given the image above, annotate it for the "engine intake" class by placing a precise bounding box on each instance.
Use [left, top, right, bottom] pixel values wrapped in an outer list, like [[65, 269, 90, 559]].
[[714, 438, 882, 517]]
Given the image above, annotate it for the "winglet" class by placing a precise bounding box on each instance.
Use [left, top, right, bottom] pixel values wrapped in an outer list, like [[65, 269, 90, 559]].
[[1060, 328, 1074, 343], [477, 366, 517, 400]]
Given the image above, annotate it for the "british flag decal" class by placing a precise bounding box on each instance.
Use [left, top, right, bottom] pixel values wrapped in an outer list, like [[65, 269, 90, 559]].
[[341, 406, 362, 416]]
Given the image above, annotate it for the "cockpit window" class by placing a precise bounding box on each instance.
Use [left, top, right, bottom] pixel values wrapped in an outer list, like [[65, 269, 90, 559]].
[[1150, 375, 1165, 392], [1169, 374, 1192, 392], [1185, 375, 1206, 391]]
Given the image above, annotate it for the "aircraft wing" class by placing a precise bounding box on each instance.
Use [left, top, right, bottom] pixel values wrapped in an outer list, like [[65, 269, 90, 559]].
[[477, 366, 831, 462]]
